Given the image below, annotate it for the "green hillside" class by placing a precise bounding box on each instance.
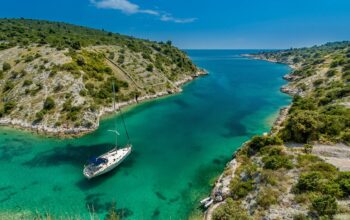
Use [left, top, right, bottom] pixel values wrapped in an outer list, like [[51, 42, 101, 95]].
[[211, 42, 350, 220], [0, 18, 202, 135]]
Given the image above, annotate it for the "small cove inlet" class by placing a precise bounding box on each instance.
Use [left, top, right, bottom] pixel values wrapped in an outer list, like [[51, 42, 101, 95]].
[[0, 50, 291, 219]]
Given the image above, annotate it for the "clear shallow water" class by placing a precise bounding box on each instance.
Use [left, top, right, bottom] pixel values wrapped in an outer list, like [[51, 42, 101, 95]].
[[0, 50, 291, 219]]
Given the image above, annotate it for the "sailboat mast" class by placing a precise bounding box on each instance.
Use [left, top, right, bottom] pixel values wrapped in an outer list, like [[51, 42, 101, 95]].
[[112, 83, 118, 149]]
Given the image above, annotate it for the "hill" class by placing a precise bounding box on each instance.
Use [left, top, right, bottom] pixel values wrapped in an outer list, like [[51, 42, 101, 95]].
[[0, 18, 205, 136], [207, 42, 350, 220]]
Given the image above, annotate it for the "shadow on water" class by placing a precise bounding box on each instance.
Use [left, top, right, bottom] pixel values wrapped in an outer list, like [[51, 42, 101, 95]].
[[22, 143, 137, 167]]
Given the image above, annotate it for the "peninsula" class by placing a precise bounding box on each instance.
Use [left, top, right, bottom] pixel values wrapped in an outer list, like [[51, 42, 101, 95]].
[[0, 18, 206, 137], [208, 41, 350, 220]]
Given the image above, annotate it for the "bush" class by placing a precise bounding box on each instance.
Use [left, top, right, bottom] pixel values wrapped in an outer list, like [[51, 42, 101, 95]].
[[326, 69, 337, 77], [43, 97, 55, 110], [337, 172, 350, 197], [296, 172, 323, 192], [312, 195, 337, 217], [313, 79, 324, 87], [76, 55, 85, 66], [257, 188, 278, 209], [3, 81, 14, 92], [263, 155, 293, 170], [212, 198, 250, 220], [248, 135, 283, 155], [3, 101, 16, 114], [282, 110, 321, 143], [35, 110, 46, 121], [303, 144, 313, 154], [292, 213, 310, 220], [2, 62, 11, 71], [146, 64, 154, 72], [23, 79, 33, 87], [230, 179, 254, 199]]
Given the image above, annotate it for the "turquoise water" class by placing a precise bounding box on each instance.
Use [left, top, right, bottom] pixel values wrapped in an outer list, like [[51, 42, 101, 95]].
[[0, 50, 291, 219]]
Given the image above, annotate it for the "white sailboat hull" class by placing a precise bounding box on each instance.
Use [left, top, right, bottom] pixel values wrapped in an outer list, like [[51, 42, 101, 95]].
[[83, 145, 132, 179]]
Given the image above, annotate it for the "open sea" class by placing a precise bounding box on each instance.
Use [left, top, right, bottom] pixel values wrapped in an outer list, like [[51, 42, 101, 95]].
[[0, 50, 291, 219]]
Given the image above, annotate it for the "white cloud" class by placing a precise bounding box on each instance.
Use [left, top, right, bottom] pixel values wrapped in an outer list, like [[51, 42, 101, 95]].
[[160, 14, 197, 24], [90, 0, 196, 23]]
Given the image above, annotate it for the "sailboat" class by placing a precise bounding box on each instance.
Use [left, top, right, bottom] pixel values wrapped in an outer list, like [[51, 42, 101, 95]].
[[83, 84, 132, 179]]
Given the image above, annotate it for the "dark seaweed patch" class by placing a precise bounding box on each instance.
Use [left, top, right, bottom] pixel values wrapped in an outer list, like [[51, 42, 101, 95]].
[[105, 202, 134, 219], [116, 208, 133, 218], [168, 196, 180, 204], [222, 120, 248, 137], [152, 208, 160, 218], [0, 191, 18, 203], [0, 144, 32, 161], [173, 99, 189, 109], [155, 191, 167, 201], [0, 186, 11, 191], [52, 185, 62, 192], [85, 193, 106, 213]]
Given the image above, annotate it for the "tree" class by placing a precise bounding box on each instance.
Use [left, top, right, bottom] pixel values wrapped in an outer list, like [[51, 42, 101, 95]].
[[303, 144, 313, 154], [3, 101, 16, 114], [312, 195, 337, 217], [76, 55, 85, 66], [282, 110, 321, 143], [2, 62, 11, 71], [166, 40, 172, 46], [43, 97, 55, 110], [146, 64, 154, 72], [71, 41, 81, 50], [212, 198, 250, 220]]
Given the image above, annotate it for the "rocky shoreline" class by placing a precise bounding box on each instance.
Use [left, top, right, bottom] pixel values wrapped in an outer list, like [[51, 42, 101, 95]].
[[0, 70, 208, 138], [205, 55, 295, 219]]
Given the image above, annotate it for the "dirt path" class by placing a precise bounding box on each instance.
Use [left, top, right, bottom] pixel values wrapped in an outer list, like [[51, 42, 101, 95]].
[[286, 143, 350, 171]]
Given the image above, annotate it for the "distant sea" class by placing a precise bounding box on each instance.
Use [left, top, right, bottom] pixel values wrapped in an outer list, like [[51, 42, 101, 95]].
[[0, 50, 291, 219]]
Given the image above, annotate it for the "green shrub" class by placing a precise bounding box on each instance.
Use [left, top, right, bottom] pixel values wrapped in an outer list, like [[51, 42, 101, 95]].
[[3, 101, 16, 114], [212, 198, 250, 220], [309, 162, 337, 174], [23, 79, 33, 87], [3, 81, 14, 92], [35, 110, 46, 121], [326, 69, 337, 77], [76, 55, 85, 66], [303, 144, 313, 154], [282, 110, 321, 143], [230, 179, 254, 199], [2, 62, 11, 71], [248, 135, 283, 155], [296, 172, 323, 192], [146, 64, 154, 72], [319, 181, 343, 198], [43, 97, 55, 110], [312, 195, 337, 217], [257, 188, 278, 209], [263, 155, 293, 170], [337, 172, 350, 197], [292, 213, 310, 220]]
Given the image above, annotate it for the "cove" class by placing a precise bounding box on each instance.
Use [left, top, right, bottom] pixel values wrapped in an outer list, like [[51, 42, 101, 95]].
[[0, 50, 291, 219]]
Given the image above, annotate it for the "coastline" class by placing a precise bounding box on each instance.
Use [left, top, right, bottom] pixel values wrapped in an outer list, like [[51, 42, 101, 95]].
[[205, 55, 295, 219], [0, 70, 208, 138]]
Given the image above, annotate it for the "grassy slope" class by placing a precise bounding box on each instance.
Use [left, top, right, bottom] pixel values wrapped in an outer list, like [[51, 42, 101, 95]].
[[211, 42, 350, 220], [0, 18, 200, 134]]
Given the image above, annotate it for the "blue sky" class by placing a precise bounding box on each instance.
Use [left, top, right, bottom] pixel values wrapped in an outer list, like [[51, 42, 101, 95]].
[[1, 0, 350, 49]]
